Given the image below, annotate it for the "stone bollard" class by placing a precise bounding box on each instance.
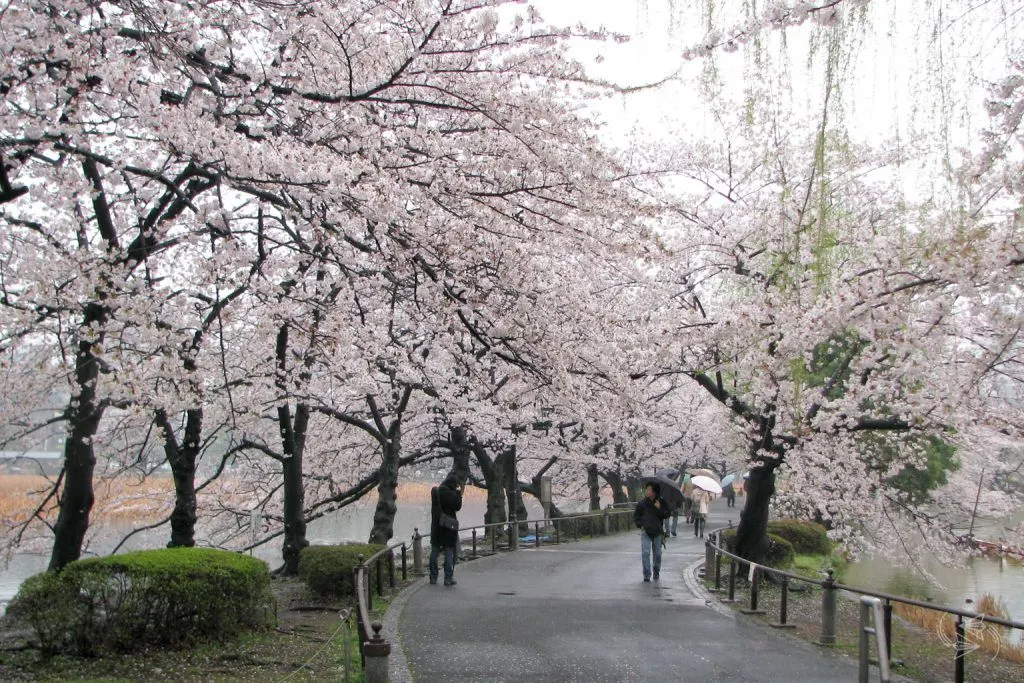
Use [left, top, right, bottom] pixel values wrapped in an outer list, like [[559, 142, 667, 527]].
[[412, 528, 424, 576], [820, 568, 837, 645], [362, 621, 391, 683]]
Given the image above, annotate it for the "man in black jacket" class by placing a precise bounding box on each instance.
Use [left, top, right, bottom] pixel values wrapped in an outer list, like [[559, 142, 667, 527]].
[[634, 482, 670, 582], [429, 474, 463, 586]]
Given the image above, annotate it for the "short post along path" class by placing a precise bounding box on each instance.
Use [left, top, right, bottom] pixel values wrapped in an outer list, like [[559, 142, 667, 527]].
[[389, 500, 860, 682]]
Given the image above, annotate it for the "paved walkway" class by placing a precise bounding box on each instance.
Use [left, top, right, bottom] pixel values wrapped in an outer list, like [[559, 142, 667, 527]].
[[389, 501, 860, 682]]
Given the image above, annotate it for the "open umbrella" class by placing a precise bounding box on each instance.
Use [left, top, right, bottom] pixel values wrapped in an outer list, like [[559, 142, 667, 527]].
[[639, 473, 685, 509], [691, 475, 723, 495], [686, 468, 719, 481], [656, 467, 682, 482], [721, 473, 736, 487]]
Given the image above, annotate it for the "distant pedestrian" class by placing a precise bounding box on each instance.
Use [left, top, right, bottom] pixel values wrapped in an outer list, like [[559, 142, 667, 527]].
[[724, 483, 736, 508], [634, 482, 670, 582], [692, 487, 711, 538], [430, 474, 463, 586], [664, 499, 680, 537]]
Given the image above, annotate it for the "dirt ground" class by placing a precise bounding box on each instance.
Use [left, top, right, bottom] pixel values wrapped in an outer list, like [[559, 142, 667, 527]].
[[0, 576, 378, 682]]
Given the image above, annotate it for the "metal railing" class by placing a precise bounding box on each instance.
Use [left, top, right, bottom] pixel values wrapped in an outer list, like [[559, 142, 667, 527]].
[[702, 526, 1024, 683], [354, 506, 635, 682]]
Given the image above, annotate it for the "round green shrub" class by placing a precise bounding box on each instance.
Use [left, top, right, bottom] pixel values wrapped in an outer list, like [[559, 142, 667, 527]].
[[764, 533, 795, 568], [766, 519, 831, 555], [298, 543, 384, 598], [6, 548, 275, 655], [713, 528, 794, 568]]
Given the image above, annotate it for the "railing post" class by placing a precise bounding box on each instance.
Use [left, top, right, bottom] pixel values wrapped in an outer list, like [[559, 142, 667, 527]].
[[772, 575, 795, 628], [723, 559, 736, 603], [859, 596, 891, 683], [704, 537, 714, 580], [741, 565, 766, 615], [859, 598, 871, 683], [555, 519, 560, 544], [401, 543, 408, 581], [883, 598, 892, 664], [509, 520, 519, 551], [603, 508, 610, 535], [954, 615, 966, 683], [472, 528, 477, 558], [412, 529, 424, 576], [714, 550, 722, 591], [362, 621, 391, 683], [376, 555, 384, 597], [820, 569, 837, 645], [387, 549, 395, 589]]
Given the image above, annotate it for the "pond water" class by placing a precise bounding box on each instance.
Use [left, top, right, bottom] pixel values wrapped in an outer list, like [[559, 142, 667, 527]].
[[0, 487, 548, 610]]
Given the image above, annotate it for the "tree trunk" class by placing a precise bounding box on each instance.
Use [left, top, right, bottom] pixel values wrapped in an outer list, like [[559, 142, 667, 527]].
[[503, 446, 529, 534], [733, 463, 777, 566], [600, 470, 629, 506], [48, 303, 106, 572], [158, 408, 201, 548], [368, 434, 401, 545], [587, 464, 601, 511], [279, 403, 310, 574], [625, 475, 640, 503], [448, 425, 471, 485], [476, 442, 507, 540]]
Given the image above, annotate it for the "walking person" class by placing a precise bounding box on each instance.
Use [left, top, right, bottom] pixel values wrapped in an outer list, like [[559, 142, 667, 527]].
[[692, 486, 711, 538], [634, 482, 670, 582], [723, 482, 736, 508], [664, 499, 680, 537], [429, 474, 463, 586]]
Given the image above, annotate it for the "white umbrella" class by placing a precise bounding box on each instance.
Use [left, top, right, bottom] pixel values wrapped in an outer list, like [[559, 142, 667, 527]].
[[691, 475, 723, 495]]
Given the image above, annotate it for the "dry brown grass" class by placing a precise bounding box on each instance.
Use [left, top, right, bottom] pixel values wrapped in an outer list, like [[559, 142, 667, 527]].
[[0, 475, 486, 527], [893, 592, 1024, 664]]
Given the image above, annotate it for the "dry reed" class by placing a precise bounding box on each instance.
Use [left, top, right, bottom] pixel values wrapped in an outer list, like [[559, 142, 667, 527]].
[[893, 592, 1024, 664]]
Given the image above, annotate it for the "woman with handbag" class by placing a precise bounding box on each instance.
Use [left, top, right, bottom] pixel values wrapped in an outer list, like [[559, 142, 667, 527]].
[[429, 474, 464, 586]]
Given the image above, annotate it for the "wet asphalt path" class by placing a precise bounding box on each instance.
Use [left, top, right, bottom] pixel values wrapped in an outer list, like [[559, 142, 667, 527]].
[[391, 502, 859, 682]]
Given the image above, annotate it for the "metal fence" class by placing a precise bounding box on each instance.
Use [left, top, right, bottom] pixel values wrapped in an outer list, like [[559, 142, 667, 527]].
[[353, 506, 635, 681], [702, 526, 1024, 683]]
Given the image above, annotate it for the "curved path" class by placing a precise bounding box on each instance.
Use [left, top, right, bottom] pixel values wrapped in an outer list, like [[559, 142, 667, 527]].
[[390, 501, 859, 682]]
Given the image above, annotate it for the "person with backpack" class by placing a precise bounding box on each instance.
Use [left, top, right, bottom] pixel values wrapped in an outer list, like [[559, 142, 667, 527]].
[[429, 474, 464, 586], [633, 482, 670, 582]]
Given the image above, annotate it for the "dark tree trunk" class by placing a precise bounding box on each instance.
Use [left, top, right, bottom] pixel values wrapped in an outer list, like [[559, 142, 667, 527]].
[[49, 303, 106, 572], [475, 442, 507, 539], [587, 464, 601, 511], [279, 403, 310, 574], [448, 425, 471, 485], [368, 435, 400, 544], [503, 446, 528, 534], [733, 463, 777, 566], [601, 470, 629, 506], [158, 408, 201, 548], [625, 475, 640, 503]]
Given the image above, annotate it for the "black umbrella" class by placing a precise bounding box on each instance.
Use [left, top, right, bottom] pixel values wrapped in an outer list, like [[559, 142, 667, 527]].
[[639, 473, 685, 510]]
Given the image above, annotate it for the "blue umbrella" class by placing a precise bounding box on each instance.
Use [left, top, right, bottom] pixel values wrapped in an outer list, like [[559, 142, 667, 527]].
[[721, 473, 736, 487]]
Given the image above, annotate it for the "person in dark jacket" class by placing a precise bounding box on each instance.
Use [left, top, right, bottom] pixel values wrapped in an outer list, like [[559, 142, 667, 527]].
[[430, 474, 463, 586], [634, 482, 671, 582]]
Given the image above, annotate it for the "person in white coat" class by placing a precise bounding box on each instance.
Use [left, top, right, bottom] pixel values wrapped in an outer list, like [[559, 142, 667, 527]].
[[692, 487, 711, 538]]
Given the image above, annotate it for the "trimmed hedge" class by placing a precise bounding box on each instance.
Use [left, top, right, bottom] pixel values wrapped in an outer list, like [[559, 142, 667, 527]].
[[718, 528, 795, 569], [766, 519, 831, 555], [7, 548, 275, 655], [298, 543, 385, 598]]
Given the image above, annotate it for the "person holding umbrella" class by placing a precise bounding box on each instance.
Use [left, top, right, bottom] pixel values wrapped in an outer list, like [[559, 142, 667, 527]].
[[690, 474, 723, 538], [634, 481, 671, 582]]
